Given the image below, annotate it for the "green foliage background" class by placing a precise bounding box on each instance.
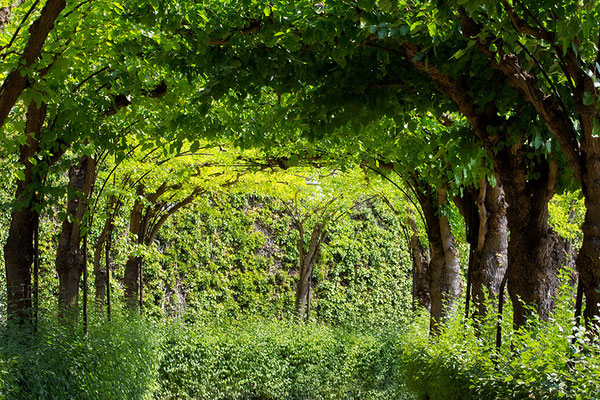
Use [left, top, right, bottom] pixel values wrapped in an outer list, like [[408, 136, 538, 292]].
[[125, 192, 413, 326]]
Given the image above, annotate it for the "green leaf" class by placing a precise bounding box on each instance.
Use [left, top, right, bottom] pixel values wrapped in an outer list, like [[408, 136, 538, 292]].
[[452, 48, 466, 60]]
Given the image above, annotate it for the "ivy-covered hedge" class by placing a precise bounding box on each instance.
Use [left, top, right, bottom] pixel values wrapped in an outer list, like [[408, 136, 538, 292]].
[[137, 193, 412, 326]]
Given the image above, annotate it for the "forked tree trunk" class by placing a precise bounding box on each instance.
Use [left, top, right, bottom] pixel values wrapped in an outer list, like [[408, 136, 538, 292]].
[[456, 182, 508, 319], [55, 155, 96, 318], [416, 184, 462, 334], [295, 222, 326, 320], [123, 183, 203, 310], [4, 102, 46, 323]]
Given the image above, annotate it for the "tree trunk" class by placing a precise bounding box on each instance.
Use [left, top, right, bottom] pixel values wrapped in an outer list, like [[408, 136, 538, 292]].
[[4, 102, 46, 323], [5, 207, 36, 324], [470, 184, 508, 318], [94, 196, 119, 310], [124, 187, 144, 308], [93, 218, 109, 309], [416, 185, 462, 334], [577, 156, 600, 326], [496, 152, 562, 327], [456, 183, 509, 319], [294, 223, 325, 320], [55, 156, 96, 318], [407, 210, 430, 310]]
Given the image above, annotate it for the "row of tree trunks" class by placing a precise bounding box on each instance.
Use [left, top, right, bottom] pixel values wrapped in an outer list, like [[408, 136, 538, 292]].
[[456, 8, 600, 328], [55, 156, 97, 319], [403, 43, 562, 327]]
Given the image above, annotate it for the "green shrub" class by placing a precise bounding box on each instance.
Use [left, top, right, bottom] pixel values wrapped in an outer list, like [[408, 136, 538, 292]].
[[398, 276, 600, 400], [0, 314, 160, 400], [156, 318, 411, 400]]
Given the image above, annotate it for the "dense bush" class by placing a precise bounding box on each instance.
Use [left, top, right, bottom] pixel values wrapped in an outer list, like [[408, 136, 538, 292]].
[[156, 318, 410, 400], [0, 314, 160, 400], [3, 298, 600, 400], [400, 278, 600, 400], [0, 316, 413, 400]]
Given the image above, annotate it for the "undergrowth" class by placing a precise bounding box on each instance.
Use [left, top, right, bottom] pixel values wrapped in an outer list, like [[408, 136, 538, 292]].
[[2, 278, 600, 400], [401, 275, 600, 400]]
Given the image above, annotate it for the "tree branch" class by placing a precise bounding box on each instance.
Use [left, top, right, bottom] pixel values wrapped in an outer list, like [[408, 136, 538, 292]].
[[457, 11, 584, 181], [0, 0, 66, 129]]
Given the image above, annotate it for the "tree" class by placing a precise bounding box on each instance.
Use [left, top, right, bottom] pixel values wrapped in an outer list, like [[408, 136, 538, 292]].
[[55, 155, 96, 318], [453, 181, 508, 320], [178, 0, 567, 326], [444, 0, 600, 327], [284, 191, 346, 320]]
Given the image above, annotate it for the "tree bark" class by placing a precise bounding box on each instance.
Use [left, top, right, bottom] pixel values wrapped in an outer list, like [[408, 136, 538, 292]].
[[577, 156, 600, 326], [415, 184, 462, 334], [55, 156, 96, 318], [93, 215, 109, 309], [456, 183, 508, 319], [471, 184, 508, 318], [294, 222, 325, 320], [407, 210, 430, 310], [4, 102, 46, 323], [124, 186, 144, 308], [495, 150, 562, 327]]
